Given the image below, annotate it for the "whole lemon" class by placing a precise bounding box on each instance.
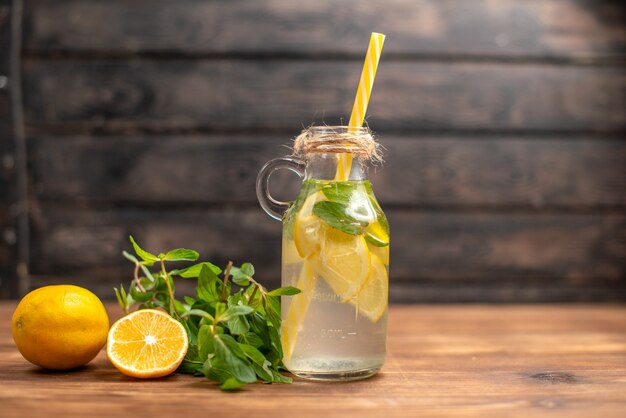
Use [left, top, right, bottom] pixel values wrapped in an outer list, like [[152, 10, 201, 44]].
[[12, 285, 110, 370]]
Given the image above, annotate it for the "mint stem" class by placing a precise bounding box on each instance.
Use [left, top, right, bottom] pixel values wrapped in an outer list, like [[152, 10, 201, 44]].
[[160, 259, 176, 312], [133, 262, 146, 292], [248, 285, 259, 304], [220, 261, 233, 302]]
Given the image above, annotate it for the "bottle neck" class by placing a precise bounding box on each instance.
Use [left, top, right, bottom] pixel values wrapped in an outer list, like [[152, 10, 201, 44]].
[[304, 153, 368, 181]]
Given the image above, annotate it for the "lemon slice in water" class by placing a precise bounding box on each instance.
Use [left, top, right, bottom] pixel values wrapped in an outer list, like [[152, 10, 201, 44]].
[[313, 227, 371, 302], [281, 259, 316, 364], [293, 191, 326, 258], [282, 238, 302, 265], [365, 221, 389, 264], [370, 245, 389, 265], [351, 253, 388, 322]]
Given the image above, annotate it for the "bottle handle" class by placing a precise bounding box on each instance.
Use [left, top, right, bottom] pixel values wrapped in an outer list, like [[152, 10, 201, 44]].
[[256, 157, 305, 221]]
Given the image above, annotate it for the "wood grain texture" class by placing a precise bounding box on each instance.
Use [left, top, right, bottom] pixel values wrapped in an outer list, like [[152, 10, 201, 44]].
[[22, 0, 626, 60], [28, 135, 626, 208], [1, 302, 625, 417], [22, 60, 626, 132], [27, 208, 626, 302]]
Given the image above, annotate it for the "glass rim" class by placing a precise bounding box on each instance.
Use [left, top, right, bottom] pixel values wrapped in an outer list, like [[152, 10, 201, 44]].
[[305, 125, 372, 135]]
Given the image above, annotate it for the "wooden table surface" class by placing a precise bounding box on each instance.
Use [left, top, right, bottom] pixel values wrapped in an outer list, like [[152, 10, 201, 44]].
[[1, 302, 625, 417]]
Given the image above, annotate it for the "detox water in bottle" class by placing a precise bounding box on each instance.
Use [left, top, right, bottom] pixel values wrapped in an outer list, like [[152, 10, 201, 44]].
[[257, 126, 389, 381]]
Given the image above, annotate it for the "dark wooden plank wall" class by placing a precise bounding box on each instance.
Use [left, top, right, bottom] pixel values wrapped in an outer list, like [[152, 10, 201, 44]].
[[0, 0, 28, 298], [6, 0, 626, 301]]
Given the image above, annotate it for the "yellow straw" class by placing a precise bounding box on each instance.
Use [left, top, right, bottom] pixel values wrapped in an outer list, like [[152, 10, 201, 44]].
[[336, 32, 386, 181]]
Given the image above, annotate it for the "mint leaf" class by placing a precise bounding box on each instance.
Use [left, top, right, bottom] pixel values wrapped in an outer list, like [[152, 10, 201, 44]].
[[182, 309, 215, 322], [129, 235, 159, 265], [321, 182, 353, 204], [122, 250, 140, 264], [114, 285, 130, 313], [239, 332, 264, 348], [267, 286, 301, 297], [251, 363, 274, 383], [313, 201, 366, 235], [239, 343, 275, 382], [219, 305, 254, 322], [241, 263, 255, 277], [270, 370, 293, 383], [172, 262, 222, 278], [265, 296, 281, 327], [365, 231, 389, 247], [197, 265, 221, 303], [129, 283, 154, 302], [197, 324, 214, 361], [230, 263, 254, 286], [213, 334, 257, 384], [163, 248, 200, 262], [267, 322, 283, 362], [179, 342, 203, 375], [183, 318, 199, 346], [139, 264, 156, 285], [178, 358, 203, 374], [227, 315, 250, 335], [173, 299, 187, 316], [220, 378, 244, 390]]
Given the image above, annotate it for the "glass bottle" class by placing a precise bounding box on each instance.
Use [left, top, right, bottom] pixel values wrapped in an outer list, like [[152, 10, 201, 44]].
[[256, 126, 389, 381]]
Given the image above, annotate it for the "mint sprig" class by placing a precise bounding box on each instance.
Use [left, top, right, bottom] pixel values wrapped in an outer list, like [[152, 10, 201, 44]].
[[114, 236, 299, 390], [313, 201, 367, 235]]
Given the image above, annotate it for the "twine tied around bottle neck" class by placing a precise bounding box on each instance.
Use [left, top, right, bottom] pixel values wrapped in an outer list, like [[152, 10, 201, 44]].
[[292, 126, 383, 163]]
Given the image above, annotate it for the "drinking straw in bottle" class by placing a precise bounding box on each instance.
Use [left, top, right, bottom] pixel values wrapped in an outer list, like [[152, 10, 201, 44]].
[[336, 32, 386, 181]]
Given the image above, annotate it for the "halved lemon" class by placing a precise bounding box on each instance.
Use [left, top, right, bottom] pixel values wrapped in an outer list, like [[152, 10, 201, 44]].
[[314, 227, 371, 302], [294, 191, 326, 258], [107, 309, 188, 378], [352, 253, 388, 323], [281, 260, 316, 365]]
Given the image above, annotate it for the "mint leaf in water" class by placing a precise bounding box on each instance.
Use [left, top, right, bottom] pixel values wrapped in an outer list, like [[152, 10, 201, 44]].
[[321, 182, 355, 204], [114, 236, 298, 391], [365, 231, 390, 247], [313, 201, 367, 235]]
